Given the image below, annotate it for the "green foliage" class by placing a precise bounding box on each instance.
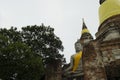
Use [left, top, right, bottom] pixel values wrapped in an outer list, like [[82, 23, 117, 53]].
[[0, 24, 64, 80], [0, 27, 22, 43], [0, 33, 44, 80], [21, 24, 64, 63]]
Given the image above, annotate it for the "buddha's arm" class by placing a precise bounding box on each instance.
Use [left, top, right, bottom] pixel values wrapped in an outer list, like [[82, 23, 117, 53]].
[[65, 55, 74, 72]]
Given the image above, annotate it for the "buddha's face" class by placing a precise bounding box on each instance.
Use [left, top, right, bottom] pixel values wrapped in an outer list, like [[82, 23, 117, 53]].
[[75, 42, 83, 52]]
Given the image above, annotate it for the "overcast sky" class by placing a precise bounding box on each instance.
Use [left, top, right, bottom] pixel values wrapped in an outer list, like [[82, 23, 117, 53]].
[[0, 0, 100, 63]]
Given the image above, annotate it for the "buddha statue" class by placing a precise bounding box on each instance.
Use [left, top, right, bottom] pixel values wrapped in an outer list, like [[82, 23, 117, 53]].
[[64, 39, 83, 78]]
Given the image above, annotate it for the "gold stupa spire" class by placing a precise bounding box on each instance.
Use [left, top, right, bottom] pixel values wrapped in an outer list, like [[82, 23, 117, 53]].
[[81, 19, 90, 34], [80, 19, 93, 40]]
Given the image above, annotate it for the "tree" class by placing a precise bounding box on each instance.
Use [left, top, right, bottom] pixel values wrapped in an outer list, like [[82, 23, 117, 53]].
[[21, 24, 64, 64], [0, 24, 64, 80], [0, 28, 44, 80]]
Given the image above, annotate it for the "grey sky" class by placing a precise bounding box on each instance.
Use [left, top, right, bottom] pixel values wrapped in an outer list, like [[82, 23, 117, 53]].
[[0, 0, 100, 63]]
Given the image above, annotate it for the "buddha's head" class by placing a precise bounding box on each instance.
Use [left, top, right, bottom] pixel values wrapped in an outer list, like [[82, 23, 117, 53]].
[[75, 40, 83, 53]]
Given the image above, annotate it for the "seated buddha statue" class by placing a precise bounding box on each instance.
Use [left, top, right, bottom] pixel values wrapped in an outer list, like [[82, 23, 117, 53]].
[[64, 40, 83, 76]]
